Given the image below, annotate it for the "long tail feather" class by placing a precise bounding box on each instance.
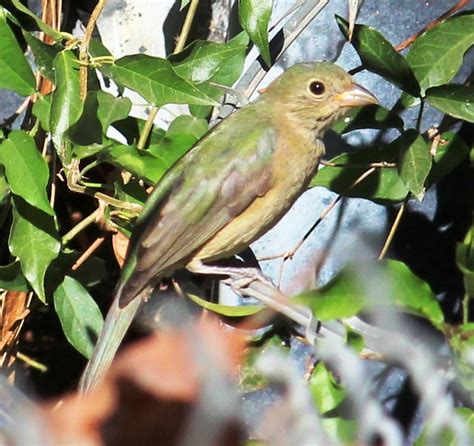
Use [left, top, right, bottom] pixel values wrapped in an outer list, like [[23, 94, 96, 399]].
[[79, 295, 142, 393]]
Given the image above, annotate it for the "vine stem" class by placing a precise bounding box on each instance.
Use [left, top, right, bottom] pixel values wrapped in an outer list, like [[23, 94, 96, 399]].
[[62, 208, 101, 245], [79, 0, 106, 100], [378, 198, 408, 260], [137, 0, 200, 150]]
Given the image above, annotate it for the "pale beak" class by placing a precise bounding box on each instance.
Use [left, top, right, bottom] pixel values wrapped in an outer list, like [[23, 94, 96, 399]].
[[335, 83, 379, 107]]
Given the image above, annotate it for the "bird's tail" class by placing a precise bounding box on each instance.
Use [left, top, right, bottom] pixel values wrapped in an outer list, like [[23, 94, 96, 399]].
[[78, 295, 142, 393]]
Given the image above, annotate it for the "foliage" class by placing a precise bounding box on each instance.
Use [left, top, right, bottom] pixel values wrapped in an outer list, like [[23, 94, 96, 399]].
[[0, 1, 472, 444]]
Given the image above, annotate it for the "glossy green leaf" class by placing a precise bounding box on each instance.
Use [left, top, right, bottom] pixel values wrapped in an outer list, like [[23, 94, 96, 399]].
[[425, 84, 474, 123], [50, 50, 83, 153], [336, 15, 419, 97], [312, 136, 409, 203], [53, 275, 104, 358], [99, 55, 218, 107], [9, 197, 60, 302], [310, 362, 346, 413], [96, 91, 132, 131], [7, 0, 66, 41], [296, 260, 443, 327], [68, 91, 132, 146], [398, 130, 432, 200], [167, 115, 208, 140], [186, 33, 249, 117], [186, 292, 264, 317], [172, 36, 248, 84], [23, 32, 61, 81], [32, 94, 52, 132], [0, 131, 54, 216], [406, 14, 474, 97], [0, 9, 35, 96], [100, 144, 167, 184], [148, 134, 196, 169], [332, 104, 404, 134], [0, 261, 29, 292], [427, 131, 470, 185], [239, 0, 273, 66]]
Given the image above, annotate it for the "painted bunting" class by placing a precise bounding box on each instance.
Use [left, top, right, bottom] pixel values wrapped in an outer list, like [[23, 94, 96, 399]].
[[79, 62, 377, 392]]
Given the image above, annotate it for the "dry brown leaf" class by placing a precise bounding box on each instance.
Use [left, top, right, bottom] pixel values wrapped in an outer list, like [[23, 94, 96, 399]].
[[112, 231, 130, 268], [45, 319, 246, 445]]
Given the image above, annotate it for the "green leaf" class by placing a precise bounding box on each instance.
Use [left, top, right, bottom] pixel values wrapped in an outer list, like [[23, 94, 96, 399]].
[[50, 50, 83, 153], [0, 131, 55, 216], [23, 32, 61, 81], [148, 134, 196, 169], [0, 8, 35, 96], [32, 94, 52, 132], [100, 144, 168, 184], [425, 84, 474, 123], [332, 104, 404, 134], [295, 269, 365, 321], [239, 0, 273, 66], [184, 33, 249, 117], [336, 15, 419, 97], [321, 418, 357, 444], [427, 131, 470, 185], [53, 275, 104, 358], [167, 115, 208, 140], [0, 261, 29, 292], [186, 292, 264, 317], [406, 14, 474, 97], [68, 91, 132, 146], [180, 0, 191, 9], [309, 362, 346, 413], [172, 36, 248, 84], [9, 197, 60, 302], [96, 91, 132, 131], [457, 225, 474, 299], [99, 55, 218, 107], [311, 136, 410, 203], [398, 130, 432, 200], [7, 0, 66, 41], [296, 260, 444, 327], [414, 407, 474, 445]]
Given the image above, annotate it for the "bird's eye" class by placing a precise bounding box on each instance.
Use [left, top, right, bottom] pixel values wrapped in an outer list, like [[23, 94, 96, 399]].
[[308, 80, 326, 96]]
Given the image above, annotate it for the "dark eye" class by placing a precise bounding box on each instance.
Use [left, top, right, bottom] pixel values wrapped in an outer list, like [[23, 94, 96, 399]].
[[308, 81, 326, 96]]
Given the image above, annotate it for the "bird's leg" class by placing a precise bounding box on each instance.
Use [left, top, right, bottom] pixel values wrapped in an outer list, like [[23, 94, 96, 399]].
[[186, 259, 274, 292], [187, 259, 317, 343]]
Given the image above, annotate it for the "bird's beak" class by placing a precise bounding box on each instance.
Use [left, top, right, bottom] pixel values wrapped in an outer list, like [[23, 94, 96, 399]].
[[335, 83, 379, 107]]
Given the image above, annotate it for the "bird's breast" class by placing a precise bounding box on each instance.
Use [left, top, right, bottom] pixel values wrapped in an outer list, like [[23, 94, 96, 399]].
[[193, 133, 323, 262]]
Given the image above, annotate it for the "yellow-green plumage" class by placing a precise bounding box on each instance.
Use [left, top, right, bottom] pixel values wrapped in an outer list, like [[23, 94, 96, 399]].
[[79, 62, 377, 392]]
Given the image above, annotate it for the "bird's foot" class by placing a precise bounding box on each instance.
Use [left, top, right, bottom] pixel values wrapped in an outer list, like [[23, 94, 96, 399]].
[[187, 260, 275, 292]]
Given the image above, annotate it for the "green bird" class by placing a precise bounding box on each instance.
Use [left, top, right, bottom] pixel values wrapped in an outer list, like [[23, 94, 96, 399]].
[[79, 62, 377, 392]]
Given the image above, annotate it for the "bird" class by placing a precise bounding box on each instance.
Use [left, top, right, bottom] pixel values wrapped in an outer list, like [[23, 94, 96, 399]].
[[79, 62, 378, 392]]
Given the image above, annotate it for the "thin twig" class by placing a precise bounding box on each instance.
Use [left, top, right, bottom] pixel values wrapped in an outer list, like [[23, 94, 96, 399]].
[[71, 237, 106, 271], [136, 0, 199, 150], [62, 208, 101, 244], [378, 198, 407, 260], [79, 0, 106, 100], [16, 352, 47, 372], [321, 160, 396, 168], [395, 0, 471, 51]]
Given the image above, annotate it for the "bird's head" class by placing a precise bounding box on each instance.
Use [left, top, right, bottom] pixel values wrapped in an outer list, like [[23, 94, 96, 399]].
[[262, 62, 378, 133]]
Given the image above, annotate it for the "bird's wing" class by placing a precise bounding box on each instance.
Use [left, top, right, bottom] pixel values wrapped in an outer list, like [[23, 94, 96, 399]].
[[117, 108, 277, 305]]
